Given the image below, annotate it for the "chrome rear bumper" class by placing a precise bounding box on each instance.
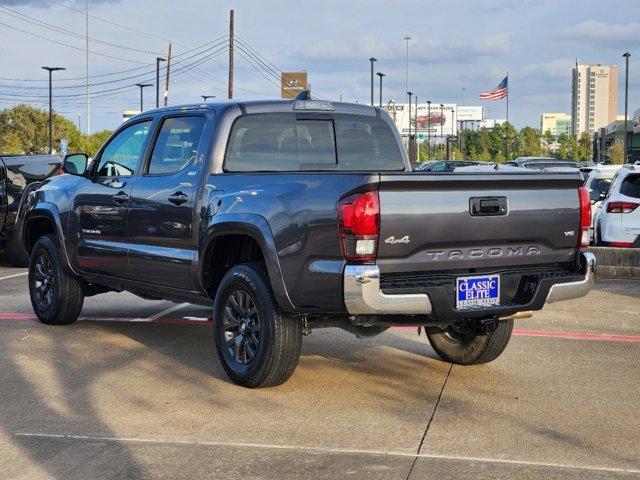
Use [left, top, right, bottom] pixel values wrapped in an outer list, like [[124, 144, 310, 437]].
[[343, 252, 596, 316], [545, 252, 596, 304]]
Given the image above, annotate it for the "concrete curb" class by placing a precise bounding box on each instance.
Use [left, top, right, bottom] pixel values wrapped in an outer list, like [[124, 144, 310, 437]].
[[588, 247, 640, 279]]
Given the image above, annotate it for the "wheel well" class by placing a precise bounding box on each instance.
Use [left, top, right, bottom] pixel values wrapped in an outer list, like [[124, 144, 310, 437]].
[[24, 215, 56, 253], [204, 234, 267, 297]]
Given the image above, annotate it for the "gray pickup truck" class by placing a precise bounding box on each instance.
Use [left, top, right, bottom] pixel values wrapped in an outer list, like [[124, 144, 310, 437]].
[[23, 96, 595, 387]]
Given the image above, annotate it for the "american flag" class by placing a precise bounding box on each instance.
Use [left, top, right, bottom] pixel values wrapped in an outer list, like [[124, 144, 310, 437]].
[[479, 76, 508, 100]]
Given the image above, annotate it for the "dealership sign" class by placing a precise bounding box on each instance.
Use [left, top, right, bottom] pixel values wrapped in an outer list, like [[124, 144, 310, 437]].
[[383, 103, 458, 137], [634, 108, 640, 134], [457, 106, 484, 122], [281, 72, 308, 99]]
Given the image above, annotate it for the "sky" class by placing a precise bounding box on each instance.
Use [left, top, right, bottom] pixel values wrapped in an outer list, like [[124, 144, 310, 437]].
[[0, 0, 639, 133]]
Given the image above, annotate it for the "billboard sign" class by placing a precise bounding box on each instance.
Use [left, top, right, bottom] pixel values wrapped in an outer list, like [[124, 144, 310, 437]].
[[457, 106, 484, 122], [633, 108, 640, 134], [281, 72, 308, 99], [383, 103, 457, 138]]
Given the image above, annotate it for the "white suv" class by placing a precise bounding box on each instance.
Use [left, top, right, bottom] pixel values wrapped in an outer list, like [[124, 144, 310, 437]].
[[595, 165, 640, 247]]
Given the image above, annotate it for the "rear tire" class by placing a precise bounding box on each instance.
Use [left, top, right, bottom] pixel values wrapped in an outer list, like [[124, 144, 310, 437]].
[[427, 319, 513, 365], [213, 264, 302, 388], [5, 217, 29, 267], [28, 235, 84, 325]]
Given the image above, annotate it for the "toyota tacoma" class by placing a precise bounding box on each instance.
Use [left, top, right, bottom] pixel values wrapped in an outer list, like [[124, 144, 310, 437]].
[[23, 96, 595, 387]]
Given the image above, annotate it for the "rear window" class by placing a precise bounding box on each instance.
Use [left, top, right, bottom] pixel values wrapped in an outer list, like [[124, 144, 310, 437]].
[[621, 174, 640, 199], [589, 177, 612, 201], [224, 113, 404, 172]]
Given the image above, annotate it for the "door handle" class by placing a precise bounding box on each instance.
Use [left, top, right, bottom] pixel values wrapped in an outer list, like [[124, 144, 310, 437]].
[[112, 191, 129, 204], [168, 191, 188, 206]]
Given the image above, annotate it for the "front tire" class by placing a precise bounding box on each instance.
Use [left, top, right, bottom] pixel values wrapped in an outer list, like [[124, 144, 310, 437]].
[[426, 319, 513, 365], [213, 264, 302, 388], [28, 235, 84, 325]]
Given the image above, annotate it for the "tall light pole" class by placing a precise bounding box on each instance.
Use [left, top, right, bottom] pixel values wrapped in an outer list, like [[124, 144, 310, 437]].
[[440, 103, 444, 159], [42, 66, 65, 155], [156, 57, 166, 108], [427, 100, 432, 161], [407, 91, 413, 161], [376, 72, 385, 108], [623, 52, 631, 163], [201, 95, 216, 102], [369, 57, 377, 106], [136, 83, 152, 112], [404, 36, 411, 104], [462, 87, 466, 106]]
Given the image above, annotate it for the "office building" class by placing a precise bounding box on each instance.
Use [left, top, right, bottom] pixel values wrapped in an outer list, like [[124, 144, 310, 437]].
[[540, 113, 572, 137], [571, 64, 618, 135]]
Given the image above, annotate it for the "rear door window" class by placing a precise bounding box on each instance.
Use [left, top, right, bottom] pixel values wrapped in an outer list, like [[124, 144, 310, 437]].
[[620, 174, 640, 199], [589, 177, 612, 201], [147, 116, 205, 175], [225, 112, 404, 172]]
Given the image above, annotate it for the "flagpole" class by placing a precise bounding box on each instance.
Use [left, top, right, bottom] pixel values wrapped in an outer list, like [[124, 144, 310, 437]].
[[505, 73, 509, 161]]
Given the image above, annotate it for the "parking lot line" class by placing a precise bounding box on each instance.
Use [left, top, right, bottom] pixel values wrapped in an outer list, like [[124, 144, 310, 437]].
[[12, 432, 640, 475], [0, 271, 27, 281], [512, 329, 640, 343]]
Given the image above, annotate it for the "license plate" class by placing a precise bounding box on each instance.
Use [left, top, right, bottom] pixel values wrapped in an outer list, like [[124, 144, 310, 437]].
[[456, 274, 500, 309]]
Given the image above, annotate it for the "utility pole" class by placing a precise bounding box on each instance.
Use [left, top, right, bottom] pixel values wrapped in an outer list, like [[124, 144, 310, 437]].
[[623, 52, 631, 163], [427, 101, 432, 161], [77, 113, 81, 131], [414, 95, 418, 162], [440, 104, 444, 160], [462, 87, 466, 106], [369, 57, 377, 106], [404, 36, 411, 104], [376, 72, 385, 108], [85, 0, 90, 134], [156, 57, 165, 108], [407, 91, 413, 161], [136, 83, 152, 112], [228, 9, 234, 99], [164, 43, 172, 107], [42, 66, 66, 155]]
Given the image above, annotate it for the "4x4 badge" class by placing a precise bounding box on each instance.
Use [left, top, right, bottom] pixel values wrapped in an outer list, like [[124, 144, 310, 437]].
[[384, 235, 410, 245]]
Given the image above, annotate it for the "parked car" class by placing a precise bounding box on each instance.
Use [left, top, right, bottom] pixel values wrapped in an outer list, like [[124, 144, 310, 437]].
[[418, 160, 489, 172], [0, 154, 62, 266], [584, 166, 621, 243], [506, 157, 577, 170], [23, 97, 595, 387], [593, 165, 640, 247]]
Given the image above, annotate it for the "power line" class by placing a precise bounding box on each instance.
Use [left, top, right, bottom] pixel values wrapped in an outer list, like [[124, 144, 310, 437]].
[[0, 21, 148, 64], [0, 6, 163, 56]]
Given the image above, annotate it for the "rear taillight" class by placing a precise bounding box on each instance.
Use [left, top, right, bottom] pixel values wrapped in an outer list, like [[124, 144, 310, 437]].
[[609, 241, 633, 248], [338, 191, 379, 263], [606, 201, 640, 213], [578, 186, 591, 250]]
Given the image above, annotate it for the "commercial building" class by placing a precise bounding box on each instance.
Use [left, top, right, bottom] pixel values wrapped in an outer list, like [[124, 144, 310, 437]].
[[594, 113, 640, 163], [571, 63, 618, 135], [540, 113, 571, 137]]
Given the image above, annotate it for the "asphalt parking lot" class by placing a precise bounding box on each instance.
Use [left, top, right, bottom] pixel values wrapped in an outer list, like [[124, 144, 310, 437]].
[[1, 256, 639, 479]]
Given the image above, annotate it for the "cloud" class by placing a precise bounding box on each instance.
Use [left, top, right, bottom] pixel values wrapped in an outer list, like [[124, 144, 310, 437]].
[[556, 20, 640, 46], [474, 0, 548, 12], [298, 33, 513, 65], [521, 58, 575, 80]]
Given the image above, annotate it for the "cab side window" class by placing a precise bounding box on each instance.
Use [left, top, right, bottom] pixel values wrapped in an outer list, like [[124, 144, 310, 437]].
[[95, 121, 152, 177], [147, 116, 206, 175]]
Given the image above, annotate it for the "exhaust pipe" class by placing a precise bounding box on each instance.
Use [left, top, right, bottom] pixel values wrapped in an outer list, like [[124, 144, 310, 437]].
[[500, 311, 533, 321]]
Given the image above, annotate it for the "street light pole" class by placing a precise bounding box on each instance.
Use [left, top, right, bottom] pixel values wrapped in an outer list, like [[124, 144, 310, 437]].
[[201, 95, 216, 102], [136, 83, 152, 112], [369, 57, 377, 106], [42, 66, 65, 155], [403, 36, 411, 103], [440, 104, 444, 160], [427, 100, 431, 161], [623, 52, 631, 163], [376, 72, 385, 108], [156, 57, 166, 108]]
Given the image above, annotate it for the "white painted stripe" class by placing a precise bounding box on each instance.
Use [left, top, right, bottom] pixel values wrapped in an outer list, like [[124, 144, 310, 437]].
[[130, 302, 190, 322], [0, 271, 27, 281], [12, 432, 640, 474]]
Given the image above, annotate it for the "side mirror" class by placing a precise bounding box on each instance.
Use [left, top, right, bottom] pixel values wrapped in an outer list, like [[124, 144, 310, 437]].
[[63, 153, 89, 176]]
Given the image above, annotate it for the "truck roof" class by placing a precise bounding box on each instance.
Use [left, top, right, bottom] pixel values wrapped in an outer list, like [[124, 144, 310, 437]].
[[129, 99, 378, 120]]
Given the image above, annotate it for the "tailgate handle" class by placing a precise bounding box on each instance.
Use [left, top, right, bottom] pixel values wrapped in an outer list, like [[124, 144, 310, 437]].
[[469, 197, 508, 216]]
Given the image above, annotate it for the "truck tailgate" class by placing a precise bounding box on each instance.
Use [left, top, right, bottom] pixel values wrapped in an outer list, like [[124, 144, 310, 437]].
[[377, 172, 584, 275]]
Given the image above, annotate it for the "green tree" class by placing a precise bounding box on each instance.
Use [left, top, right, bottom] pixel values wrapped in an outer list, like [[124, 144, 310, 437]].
[[608, 140, 625, 164], [0, 104, 112, 156], [519, 127, 542, 157], [542, 130, 555, 156], [578, 132, 592, 162], [568, 134, 580, 161], [556, 133, 570, 159]]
